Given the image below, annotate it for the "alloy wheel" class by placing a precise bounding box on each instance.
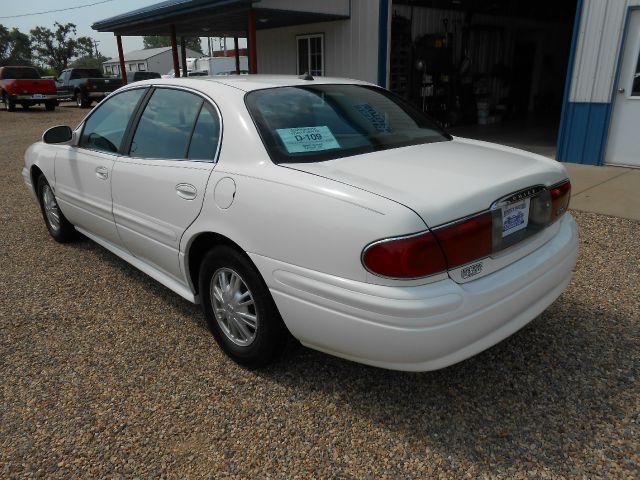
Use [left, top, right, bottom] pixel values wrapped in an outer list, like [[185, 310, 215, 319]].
[[210, 267, 258, 347]]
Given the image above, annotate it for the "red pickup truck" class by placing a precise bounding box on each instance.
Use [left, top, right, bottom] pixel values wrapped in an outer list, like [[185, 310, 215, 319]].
[[0, 66, 58, 112]]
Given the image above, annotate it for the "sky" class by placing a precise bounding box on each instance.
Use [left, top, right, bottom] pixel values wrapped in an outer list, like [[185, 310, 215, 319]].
[[0, 0, 247, 60]]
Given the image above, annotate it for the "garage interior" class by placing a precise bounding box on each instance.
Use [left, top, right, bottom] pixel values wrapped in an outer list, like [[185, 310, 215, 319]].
[[390, 0, 578, 157]]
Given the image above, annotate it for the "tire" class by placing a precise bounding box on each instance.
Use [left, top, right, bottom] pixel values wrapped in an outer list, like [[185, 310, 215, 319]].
[[4, 93, 16, 112], [37, 176, 76, 243], [45, 101, 55, 111], [75, 92, 90, 108], [199, 246, 289, 368]]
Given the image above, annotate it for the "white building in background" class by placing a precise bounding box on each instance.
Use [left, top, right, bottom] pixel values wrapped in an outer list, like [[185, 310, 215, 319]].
[[102, 46, 201, 76]]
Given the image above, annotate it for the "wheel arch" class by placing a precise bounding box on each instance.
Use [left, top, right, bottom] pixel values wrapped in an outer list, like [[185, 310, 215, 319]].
[[30, 165, 45, 194], [185, 231, 251, 297]]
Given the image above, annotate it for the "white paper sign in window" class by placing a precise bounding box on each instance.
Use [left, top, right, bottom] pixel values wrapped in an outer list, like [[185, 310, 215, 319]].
[[276, 126, 340, 153]]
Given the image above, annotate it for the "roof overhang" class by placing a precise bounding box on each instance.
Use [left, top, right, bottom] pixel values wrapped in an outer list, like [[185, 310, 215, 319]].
[[92, 0, 349, 37]]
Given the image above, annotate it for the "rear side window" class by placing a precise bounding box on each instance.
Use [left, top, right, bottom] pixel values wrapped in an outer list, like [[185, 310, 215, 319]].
[[246, 84, 450, 164], [80, 88, 146, 153], [129, 88, 209, 160], [70, 69, 102, 79], [2, 67, 40, 79], [187, 106, 220, 161]]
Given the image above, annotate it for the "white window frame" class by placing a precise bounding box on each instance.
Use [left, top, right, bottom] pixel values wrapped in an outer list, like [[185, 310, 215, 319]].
[[296, 33, 324, 77], [138, 63, 146, 71]]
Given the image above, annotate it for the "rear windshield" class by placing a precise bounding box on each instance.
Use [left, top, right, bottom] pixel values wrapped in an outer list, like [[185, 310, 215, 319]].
[[70, 69, 103, 79], [2, 67, 40, 79], [245, 84, 450, 164]]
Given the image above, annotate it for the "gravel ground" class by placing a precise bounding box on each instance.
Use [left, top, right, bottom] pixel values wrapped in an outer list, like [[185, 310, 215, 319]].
[[1, 105, 638, 479]]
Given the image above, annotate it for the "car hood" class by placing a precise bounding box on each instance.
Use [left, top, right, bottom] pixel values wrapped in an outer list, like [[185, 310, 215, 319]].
[[284, 137, 568, 227]]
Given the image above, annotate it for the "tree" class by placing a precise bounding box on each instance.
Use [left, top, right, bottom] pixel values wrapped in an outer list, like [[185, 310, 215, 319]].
[[0, 25, 33, 66], [30, 22, 94, 73], [143, 35, 203, 54], [71, 53, 109, 70]]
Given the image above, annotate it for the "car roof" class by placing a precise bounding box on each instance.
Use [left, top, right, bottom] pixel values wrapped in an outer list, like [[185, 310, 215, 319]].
[[132, 74, 373, 93]]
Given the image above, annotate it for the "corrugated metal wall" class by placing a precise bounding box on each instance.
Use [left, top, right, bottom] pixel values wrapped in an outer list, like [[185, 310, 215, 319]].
[[258, 0, 350, 16], [256, 0, 380, 84], [558, 0, 639, 165], [569, 0, 638, 102]]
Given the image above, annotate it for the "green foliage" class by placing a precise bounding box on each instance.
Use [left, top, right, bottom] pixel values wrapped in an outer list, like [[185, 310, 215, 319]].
[[30, 22, 95, 72], [143, 35, 203, 54], [71, 54, 109, 70], [0, 24, 33, 66]]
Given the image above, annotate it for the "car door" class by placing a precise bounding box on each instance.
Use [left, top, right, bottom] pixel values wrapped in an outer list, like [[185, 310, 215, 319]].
[[54, 87, 148, 247], [55, 70, 70, 97], [111, 87, 221, 280]]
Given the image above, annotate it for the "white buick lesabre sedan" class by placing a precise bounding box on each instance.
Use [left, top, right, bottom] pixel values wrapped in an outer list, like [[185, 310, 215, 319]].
[[22, 75, 578, 371]]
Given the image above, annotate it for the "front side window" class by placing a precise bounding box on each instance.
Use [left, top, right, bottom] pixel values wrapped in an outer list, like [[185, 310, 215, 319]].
[[129, 88, 205, 160], [79, 88, 147, 153], [297, 34, 324, 76], [246, 84, 451, 164]]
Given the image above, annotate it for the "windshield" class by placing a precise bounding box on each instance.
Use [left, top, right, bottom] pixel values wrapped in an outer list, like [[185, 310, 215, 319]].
[[245, 84, 451, 164], [2, 67, 40, 79]]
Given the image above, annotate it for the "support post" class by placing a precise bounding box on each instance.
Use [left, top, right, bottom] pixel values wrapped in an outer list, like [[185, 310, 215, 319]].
[[116, 35, 127, 85], [170, 25, 180, 77], [248, 9, 257, 74], [234, 37, 240, 74], [180, 37, 188, 77]]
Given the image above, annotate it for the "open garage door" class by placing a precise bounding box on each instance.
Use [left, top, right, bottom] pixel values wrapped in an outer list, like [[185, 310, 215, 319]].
[[390, 0, 578, 158]]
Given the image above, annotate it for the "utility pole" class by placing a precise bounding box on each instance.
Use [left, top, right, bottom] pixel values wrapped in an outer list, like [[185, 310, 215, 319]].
[[92, 39, 100, 58]]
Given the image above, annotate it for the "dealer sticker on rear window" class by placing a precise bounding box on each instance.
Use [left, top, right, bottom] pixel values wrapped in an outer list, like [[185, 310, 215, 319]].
[[276, 126, 340, 154], [502, 198, 530, 237]]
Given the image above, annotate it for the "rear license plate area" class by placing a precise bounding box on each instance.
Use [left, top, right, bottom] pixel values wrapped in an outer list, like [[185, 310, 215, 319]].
[[492, 186, 551, 252]]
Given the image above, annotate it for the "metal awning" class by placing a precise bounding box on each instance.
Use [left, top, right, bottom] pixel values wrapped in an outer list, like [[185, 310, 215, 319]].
[[92, 0, 349, 37], [92, 0, 349, 83]]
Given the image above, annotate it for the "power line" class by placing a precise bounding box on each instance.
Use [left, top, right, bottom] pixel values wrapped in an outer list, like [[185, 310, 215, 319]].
[[0, 0, 118, 20]]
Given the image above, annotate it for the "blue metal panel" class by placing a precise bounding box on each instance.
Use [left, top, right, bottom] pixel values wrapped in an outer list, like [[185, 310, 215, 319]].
[[556, 0, 584, 161], [377, 0, 389, 88], [557, 102, 611, 165]]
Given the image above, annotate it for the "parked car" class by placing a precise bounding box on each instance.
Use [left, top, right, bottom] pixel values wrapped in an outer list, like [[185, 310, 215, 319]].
[[128, 71, 161, 82], [0, 66, 58, 111], [55, 68, 122, 108], [22, 76, 578, 371]]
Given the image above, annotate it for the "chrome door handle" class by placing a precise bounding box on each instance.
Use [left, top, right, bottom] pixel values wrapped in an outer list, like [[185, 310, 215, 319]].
[[618, 87, 626, 94], [176, 183, 197, 200], [95, 166, 109, 180]]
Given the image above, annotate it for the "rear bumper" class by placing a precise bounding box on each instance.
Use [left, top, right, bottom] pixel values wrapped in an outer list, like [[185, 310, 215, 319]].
[[250, 214, 579, 371]]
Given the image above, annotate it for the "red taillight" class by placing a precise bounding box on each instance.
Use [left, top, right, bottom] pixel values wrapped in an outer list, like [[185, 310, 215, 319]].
[[85, 80, 92, 88], [432, 212, 493, 269], [549, 180, 571, 222], [362, 231, 447, 278]]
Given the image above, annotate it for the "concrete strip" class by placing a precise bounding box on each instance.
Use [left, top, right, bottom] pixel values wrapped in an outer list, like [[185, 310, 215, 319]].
[[569, 169, 640, 221], [562, 163, 632, 195]]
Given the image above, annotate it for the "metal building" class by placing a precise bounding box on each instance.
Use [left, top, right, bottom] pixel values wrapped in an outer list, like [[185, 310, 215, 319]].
[[93, 0, 639, 167]]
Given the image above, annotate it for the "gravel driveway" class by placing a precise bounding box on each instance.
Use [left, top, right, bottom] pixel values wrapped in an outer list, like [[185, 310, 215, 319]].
[[1, 105, 638, 479]]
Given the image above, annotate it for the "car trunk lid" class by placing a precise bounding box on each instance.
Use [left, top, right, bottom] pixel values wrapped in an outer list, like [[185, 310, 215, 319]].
[[285, 137, 570, 282]]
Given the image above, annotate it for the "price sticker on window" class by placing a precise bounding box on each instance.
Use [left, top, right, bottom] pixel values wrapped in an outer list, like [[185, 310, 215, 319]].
[[276, 126, 340, 153]]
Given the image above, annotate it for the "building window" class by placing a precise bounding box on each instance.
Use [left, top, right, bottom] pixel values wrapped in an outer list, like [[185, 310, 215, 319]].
[[297, 34, 324, 77], [138, 63, 146, 71], [105, 66, 111, 74], [128, 64, 137, 71]]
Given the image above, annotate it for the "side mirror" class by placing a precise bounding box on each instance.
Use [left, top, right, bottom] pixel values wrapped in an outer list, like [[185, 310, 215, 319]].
[[43, 125, 73, 144]]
